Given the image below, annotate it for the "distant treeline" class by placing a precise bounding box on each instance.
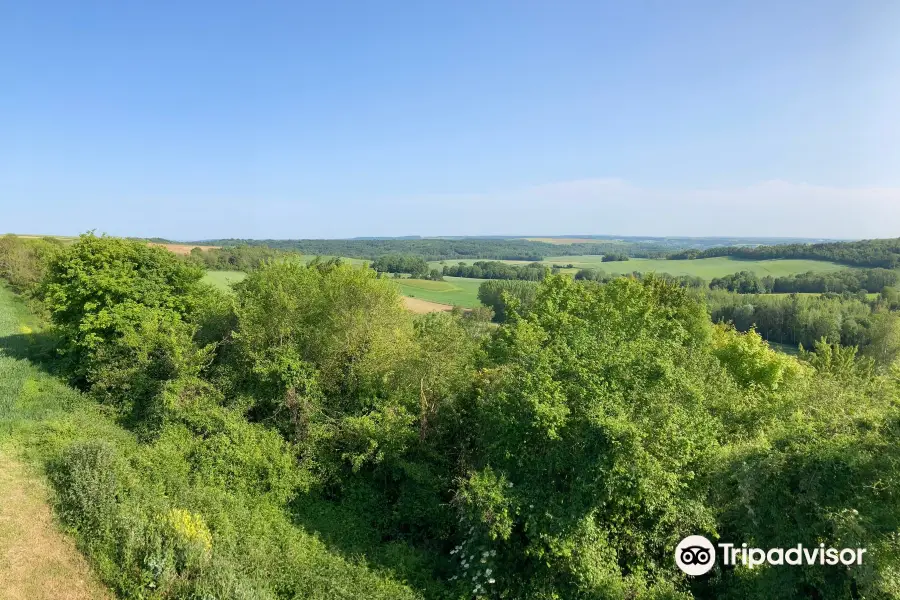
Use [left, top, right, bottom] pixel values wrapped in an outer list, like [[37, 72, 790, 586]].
[[370, 254, 430, 277], [443, 260, 548, 281], [476, 279, 541, 321], [669, 237, 900, 268], [572, 267, 899, 296], [710, 269, 898, 294], [478, 273, 900, 364], [707, 290, 899, 362], [187, 245, 290, 271], [575, 268, 708, 289], [187, 238, 680, 261]]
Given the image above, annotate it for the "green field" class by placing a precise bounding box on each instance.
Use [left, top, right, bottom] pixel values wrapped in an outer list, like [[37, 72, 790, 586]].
[[431, 256, 851, 279], [395, 276, 484, 308], [203, 257, 861, 309], [202, 270, 247, 291], [544, 256, 851, 278], [204, 270, 484, 309]]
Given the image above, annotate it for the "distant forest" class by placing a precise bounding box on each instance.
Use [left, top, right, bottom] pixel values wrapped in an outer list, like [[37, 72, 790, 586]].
[[668, 238, 900, 268], [185, 238, 677, 261], [164, 236, 900, 275]]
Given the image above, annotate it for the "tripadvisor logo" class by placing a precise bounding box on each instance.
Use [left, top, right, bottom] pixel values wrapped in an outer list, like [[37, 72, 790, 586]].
[[675, 535, 716, 576], [675, 535, 868, 576]]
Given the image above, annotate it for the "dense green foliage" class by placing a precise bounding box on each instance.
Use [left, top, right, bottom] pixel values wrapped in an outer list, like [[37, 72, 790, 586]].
[[710, 268, 898, 295], [574, 268, 608, 281], [0, 234, 65, 294], [670, 237, 900, 268], [371, 254, 431, 277], [601, 252, 629, 262], [185, 238, 689, 261], [2, 232, 900, 599], [477, 279, 540, 322], [707, 290, 900, 363], [189, 236, 840, 263], [443, 260, 548, 281], [577, 269, 707, 290], [188, 245, 293, 271]]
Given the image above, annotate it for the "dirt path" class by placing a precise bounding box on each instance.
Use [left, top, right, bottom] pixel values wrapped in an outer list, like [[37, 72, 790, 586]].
[[0, 449, 111, 600], [401, 296, 456, 314]]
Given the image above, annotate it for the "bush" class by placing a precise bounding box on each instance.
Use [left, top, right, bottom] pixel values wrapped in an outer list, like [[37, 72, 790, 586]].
[[49, 441, 123, 542], [0, 234, 64, 294], [477, 279, 539, 322]]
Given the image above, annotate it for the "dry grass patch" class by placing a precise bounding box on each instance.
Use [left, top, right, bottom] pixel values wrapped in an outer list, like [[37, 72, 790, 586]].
[[402, 296, 455, 314], [0, 448, 111, 600]]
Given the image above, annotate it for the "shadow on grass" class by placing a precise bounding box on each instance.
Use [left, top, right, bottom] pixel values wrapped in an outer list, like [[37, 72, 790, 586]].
[[0, 331, 66, 376], [289, 493, 450, 598]]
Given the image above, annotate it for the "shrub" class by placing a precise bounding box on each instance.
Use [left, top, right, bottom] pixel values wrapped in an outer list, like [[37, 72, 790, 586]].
[[476, 279, 539, 322], [49, 440, 123, 543]]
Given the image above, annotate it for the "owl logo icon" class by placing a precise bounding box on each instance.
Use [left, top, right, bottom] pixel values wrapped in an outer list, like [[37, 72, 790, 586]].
[[675, 535, 716, 576]]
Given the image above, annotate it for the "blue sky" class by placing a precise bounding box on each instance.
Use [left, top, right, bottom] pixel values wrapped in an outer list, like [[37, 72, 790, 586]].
[[2, 1, 899, 239]]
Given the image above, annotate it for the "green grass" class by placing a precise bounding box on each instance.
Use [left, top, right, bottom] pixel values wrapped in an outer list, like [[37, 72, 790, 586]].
[[431, 256, 852, 279], [206, 259, 869, 309], [201, 270, 247, 291], [395, 277, 484, 308], [542, 256, 851, 278], [202, 268, 485, 308]]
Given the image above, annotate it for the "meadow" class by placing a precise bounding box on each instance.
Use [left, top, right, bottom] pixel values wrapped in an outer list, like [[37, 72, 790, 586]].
[[204, 258, 863, 311], [430, 255, 852, 279], [204, 270, 484, 310], [394, 276, 483, 308], [201, 269, 246, 291]]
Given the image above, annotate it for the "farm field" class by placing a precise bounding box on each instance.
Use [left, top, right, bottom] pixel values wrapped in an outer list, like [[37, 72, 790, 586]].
[[540, 256, 850, 277], [204, 270, 483, 309], [431, 256, 852, 279], [202, 270, 247, 291], [395, 276, 484, 308], [149, 242, 219, 255], [402, 296, 455, 313]]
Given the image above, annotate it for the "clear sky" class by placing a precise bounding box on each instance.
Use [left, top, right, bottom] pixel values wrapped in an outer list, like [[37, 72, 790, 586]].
[[2, 1, 899, 240]]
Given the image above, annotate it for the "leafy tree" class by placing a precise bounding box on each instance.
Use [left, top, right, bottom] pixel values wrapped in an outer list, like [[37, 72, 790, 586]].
[[371, 254, 430, 277], [457, 275, 726, 598], [232, 259, 413, 408], [0, 234, 65, 293], [669, 237, 900, 269], [40, 233, 208, 402], [574, 268, 607, 281], [477, 280, 540, 322]]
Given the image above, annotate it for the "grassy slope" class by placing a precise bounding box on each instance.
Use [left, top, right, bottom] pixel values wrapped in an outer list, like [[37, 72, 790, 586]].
[[0, 288, 112, 599], [205, 270, 485, 309], [0, 286, 423, 599], [202, 270, 247, 291], [395, 277, 484, 308]]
